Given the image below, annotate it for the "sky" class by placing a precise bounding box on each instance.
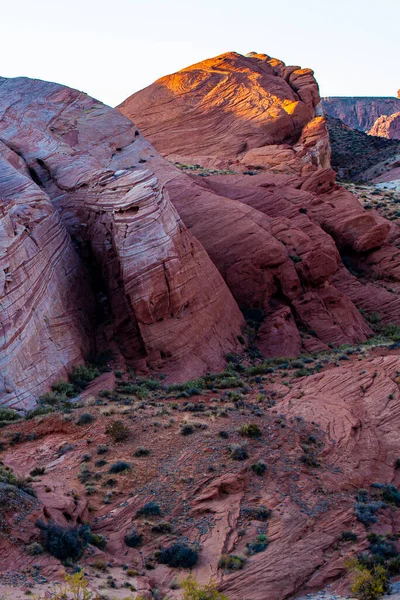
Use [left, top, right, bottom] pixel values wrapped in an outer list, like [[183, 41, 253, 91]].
[[1, 0, 399, 107]]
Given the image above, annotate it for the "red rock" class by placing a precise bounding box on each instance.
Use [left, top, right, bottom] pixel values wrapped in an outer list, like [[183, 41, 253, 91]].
[[369, 111, 400, 140], [0, 77, 244, 408], [119, 52, 400, 357]]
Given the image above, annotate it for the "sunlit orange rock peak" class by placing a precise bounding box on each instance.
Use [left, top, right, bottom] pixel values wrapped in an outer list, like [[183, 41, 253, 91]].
[[118, 51, 329, 174]]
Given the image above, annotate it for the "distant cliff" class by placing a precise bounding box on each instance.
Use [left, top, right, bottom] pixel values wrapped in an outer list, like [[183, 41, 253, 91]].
[[322, 95, 400, 132], [369, 111, 400, 140]]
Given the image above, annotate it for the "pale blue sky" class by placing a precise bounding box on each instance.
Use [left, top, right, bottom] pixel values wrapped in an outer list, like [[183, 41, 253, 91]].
[[1, 0, 399, 107]]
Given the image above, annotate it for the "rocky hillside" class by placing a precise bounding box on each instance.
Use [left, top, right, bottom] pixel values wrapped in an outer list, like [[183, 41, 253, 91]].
[[323, 95, 400, 132], [2, 342, 400, 600], [325, 115, 400, 179]]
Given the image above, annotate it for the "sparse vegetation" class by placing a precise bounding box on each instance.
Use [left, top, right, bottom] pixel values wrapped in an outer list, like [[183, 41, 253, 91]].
[[36, 520, 90, 562], [136, 501, 162, 517], [218, 553, 246, 571], [105, 420, 130, 442], [158, 542, 199, 568]]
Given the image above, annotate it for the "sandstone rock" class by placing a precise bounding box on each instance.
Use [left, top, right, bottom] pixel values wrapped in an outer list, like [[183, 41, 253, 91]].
[[119, 52, 400, 357], [0, 77, 244, 408], [369, 111, 400, 140]]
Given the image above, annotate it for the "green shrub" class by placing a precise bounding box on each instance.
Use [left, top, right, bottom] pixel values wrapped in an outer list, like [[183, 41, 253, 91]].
[[36, 520, 90, 562], [26, 542, 43, 555], [76, 413, 95, 426], [69, 364, 100, 390], [228, 443, 248, 461], [242, 506, 270, 521], [250, 461, 267, 476], [136, 501, 161, 517], [109, 461, 131, 474], [181, 423, 195, 435], [105, 420, 130, 442], [134, 447, 150, 457], [158, 543, 198, 568], [239, 423, 262, 439], [341, 531, 358, 542], [124, 529, 142, 548], [218, 553, 245, 571], [30, 466, 45, 477], [151, 521, 172, 533], [0, 407, 21, 422], [180, 575, 228, 600]]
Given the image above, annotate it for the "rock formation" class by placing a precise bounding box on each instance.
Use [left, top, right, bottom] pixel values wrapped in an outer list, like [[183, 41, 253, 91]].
[[119, 52, 400, 358], [325, 114, 400, 179], [0, 77, 244, 409], [369, 111, 400, 140], [322, 96, 400, 132]]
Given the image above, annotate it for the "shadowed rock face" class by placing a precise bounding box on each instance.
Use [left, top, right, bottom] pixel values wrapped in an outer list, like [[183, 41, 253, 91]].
[[119, 52, 400, 358], [0, 77, 244, 408], [323, 96, 400, 132]]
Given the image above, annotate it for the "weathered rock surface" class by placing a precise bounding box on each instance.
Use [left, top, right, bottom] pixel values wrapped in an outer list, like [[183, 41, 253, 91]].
[[369, 111, 400, 140], [0, 77, 244, 409], [323, 95, 400, 132], [119, 52, 400, 357]]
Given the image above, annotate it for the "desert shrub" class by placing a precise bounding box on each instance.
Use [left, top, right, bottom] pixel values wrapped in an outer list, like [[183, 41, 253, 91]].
[[134, 447, 150, 457], [181, 423, 195, 435], [109, 461, 131, 474], [239, 423, 262, 439], [124, 529, 142, 548], [97, 444, 109, 455], [300, 450, 320, 467], [58, 443, 75, 456], [93, 557, 107, 571], [151, 521, 172, 534], [228, 443, 248, 461], [246, 534, 268, 555], [341, 531, 358, 542], [69, 364, 100, 390], [346, 558, 389, 600], [355, 501, 385, 527], [242, 505, 270, 521], [250, 461, 267, 476], [158, 543, 198, 568], [36, 520, 90, 561], [105, 420, 130, 442], [51, 381, 76, 398], [0, 407, 21, 422], [219, 430, 229, 439], [76, 413, 95, 426], [180, 574, 228, 600], [136, 501, 161, 517], [95, 459, 107, 467], [88, 532, 107, 550], [26, 542, 43, 555], [372, 483, 400, 506], [0, 465, 35, 496], [218, 553, 245, 571], [30, 466, 45, 477]]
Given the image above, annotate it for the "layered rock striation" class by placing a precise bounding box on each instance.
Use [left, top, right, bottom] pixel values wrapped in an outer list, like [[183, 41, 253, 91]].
[[0, 77, 244, 408], [119, 52, 400, 357]]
